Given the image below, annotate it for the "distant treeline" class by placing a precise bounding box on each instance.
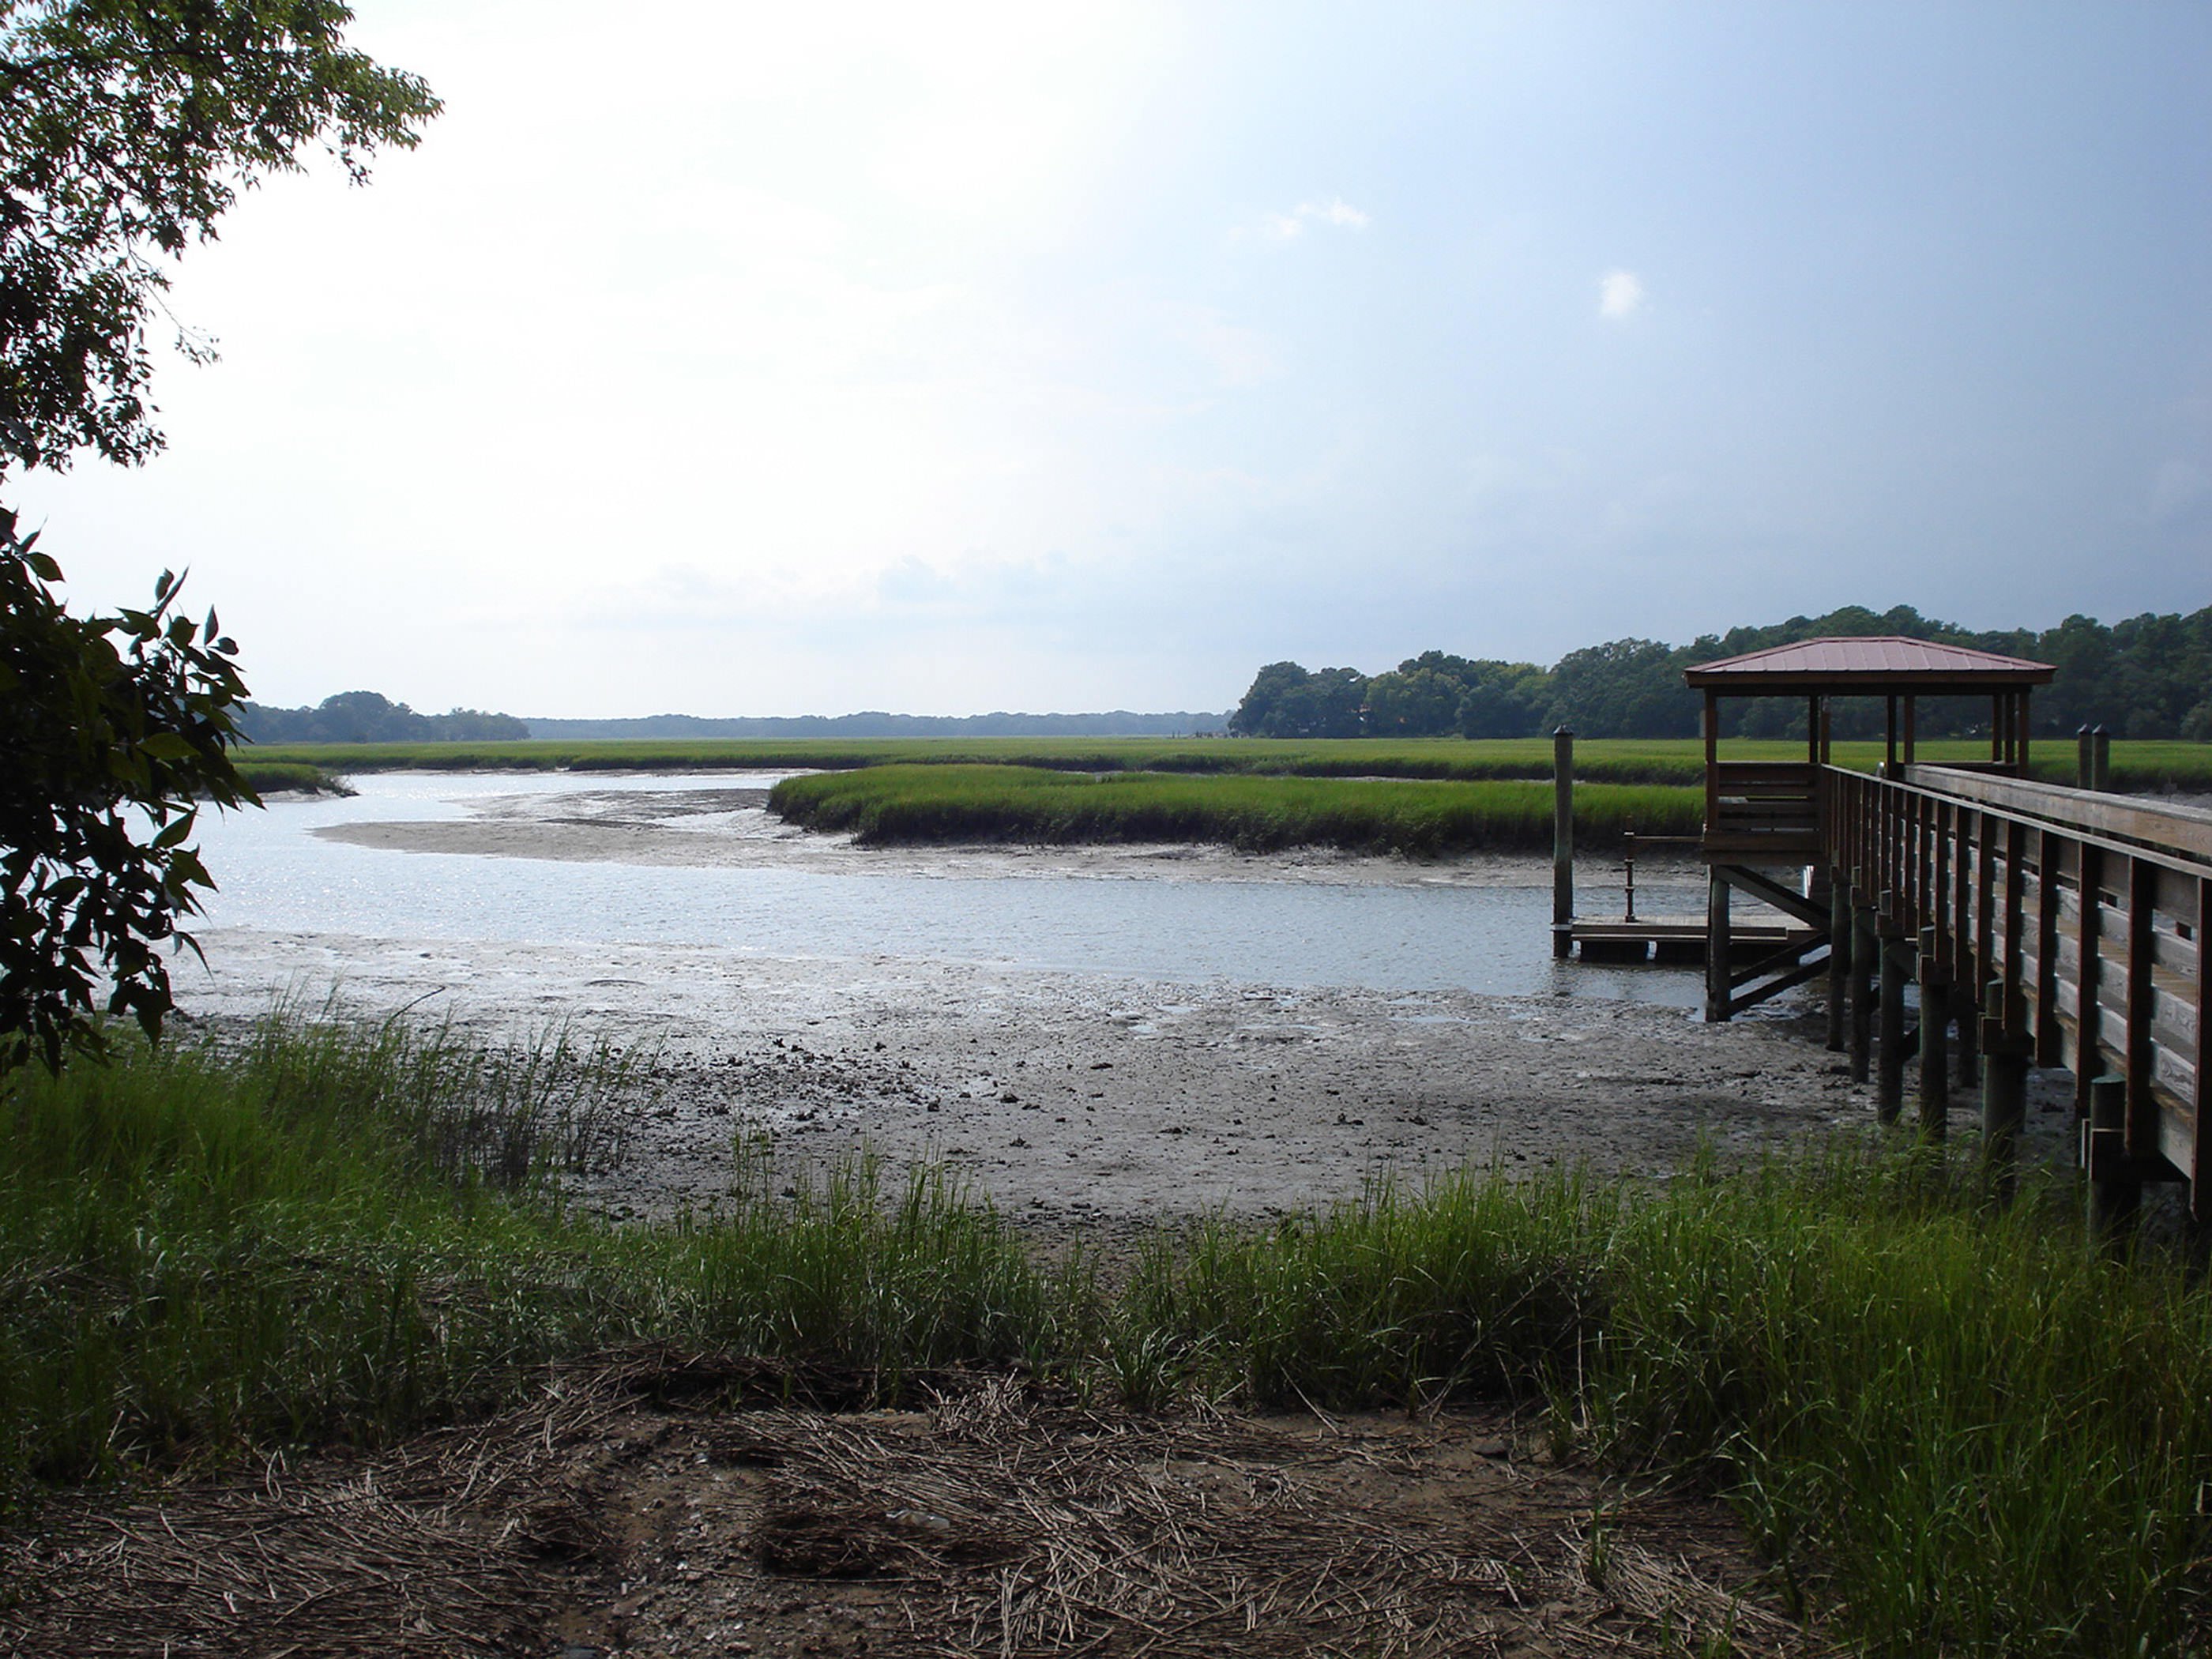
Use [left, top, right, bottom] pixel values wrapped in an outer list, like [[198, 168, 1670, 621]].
[[237, 698, 1228, 745], [236, 691, 529, 745], [1232, 605, 2212, 742], [522, 710, 1229, 740]]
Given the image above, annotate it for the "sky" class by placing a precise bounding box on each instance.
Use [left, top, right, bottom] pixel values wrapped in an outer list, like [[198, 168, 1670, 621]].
[[13, 1, 2211, 718]]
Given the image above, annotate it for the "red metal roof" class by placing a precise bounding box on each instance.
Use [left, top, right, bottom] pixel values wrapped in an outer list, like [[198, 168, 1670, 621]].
[[1683, 635, 2053, 690]]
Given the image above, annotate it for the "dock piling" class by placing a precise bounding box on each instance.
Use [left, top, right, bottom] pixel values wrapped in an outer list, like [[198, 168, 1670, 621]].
[[2086, 1074, 2142, 1245], [1877, 919, 1906, 1123], [1826, 877, 1849, 1052], [1704, 871, 1730, 1023], [1552, 728, 1574, 960], [1849, 903, 1876, 1084], [1916, 926, 1948, 1138], [1980, 979, 2028, 1200]]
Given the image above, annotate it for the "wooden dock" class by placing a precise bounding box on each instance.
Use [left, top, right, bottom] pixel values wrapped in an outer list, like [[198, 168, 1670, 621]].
[[1563, 916, 1817, 965]]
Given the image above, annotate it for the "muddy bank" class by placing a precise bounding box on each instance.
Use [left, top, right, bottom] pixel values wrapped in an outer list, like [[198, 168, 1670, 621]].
[[179, 926, 2076, 1236], [309, 779, 1666, 890]]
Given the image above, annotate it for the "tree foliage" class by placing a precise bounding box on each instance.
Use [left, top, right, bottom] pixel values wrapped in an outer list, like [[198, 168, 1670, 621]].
[[0, 0, 439, 470], [0, 2, 436, 1071], [1230, 603, 2212, 742], [0, 510, 250, 1069], [237, 690, 529, 743]]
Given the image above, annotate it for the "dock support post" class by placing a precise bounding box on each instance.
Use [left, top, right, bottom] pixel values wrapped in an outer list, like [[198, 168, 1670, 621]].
[[1552, 728, 1574, 960], [1980, 980, 2029, 1200], [1704, 870, 1730, 1024], [1849, 903, 1875, 1083], [1877, 924, 1906, 1123], [2086, 1074, 2142, 1247], [1826, 876, 1849, 1051], [1917, 926, 1948, 1139], [1957, 988, 1980, 1089]]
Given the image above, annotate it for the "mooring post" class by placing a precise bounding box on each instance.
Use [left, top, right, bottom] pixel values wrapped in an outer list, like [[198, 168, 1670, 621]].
[[2076, 725, 2094, 790], [1552, 727, 1574, 960], [1705, 870, 1731, 1023], [1916, 925, 1948, 1138], [1876, 917, 1906, 1123], [1825, 876, 1850, 1051], [1849, 902, 1876, 1084], [2086, 1074, 2142, 1247], [2090, 725, 2111, 793], [1980, 979, 2028, 1201]]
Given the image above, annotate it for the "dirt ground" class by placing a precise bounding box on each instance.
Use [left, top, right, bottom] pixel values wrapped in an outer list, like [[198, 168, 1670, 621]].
[[0, 1356, 1832, 1658]]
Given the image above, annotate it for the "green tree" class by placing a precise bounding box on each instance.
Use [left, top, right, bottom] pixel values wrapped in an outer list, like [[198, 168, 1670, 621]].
[[2, 0, 439, 469], [0, 512, 249, 1070], [0, 1, 437, 1070]]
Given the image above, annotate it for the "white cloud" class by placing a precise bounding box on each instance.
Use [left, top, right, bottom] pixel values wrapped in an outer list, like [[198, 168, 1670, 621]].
[[1597, 269, 1646, 320], [1255, 197, 1371, 240]]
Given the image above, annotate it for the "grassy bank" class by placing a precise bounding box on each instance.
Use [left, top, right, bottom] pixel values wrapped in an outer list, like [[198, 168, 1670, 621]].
[[231, 758, 352, 796], [768, 764, 1704, 853], [3, 1022, 2207, 1654], [236, 734, 2212, 792]]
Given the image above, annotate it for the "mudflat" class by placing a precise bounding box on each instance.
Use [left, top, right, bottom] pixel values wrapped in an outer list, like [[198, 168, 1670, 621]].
[[182, 775, 2082, 1224]]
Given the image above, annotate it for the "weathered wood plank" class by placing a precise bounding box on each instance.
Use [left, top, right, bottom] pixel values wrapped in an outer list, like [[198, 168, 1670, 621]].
[[1905, 766, 2212, 864]]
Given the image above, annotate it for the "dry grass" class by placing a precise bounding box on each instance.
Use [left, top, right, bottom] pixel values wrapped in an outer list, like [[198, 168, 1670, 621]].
[[0, 1351, 1830, 1658]]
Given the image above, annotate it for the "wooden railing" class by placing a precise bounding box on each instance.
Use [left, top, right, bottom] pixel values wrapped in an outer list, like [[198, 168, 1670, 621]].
[[1703, 762, 1823, 861], [1824, 763, 2210, 1203]]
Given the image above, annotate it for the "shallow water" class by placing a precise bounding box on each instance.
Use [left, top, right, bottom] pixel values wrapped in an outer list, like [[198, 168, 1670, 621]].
[[190, 772, 1713, 1006]]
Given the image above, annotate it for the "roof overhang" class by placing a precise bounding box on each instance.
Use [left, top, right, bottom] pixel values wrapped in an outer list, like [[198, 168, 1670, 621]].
[[1683, 635, 2055, 697]]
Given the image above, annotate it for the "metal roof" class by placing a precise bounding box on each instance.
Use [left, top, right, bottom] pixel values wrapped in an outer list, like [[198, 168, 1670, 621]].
[[1683, 635, 2054, 692]]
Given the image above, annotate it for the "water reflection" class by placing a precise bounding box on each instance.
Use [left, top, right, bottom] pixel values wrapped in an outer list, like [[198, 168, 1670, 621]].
[[193, 772, 1712, 1007]]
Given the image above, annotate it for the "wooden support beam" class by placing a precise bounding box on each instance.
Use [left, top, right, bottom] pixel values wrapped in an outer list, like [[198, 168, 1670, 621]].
[[1728, 952, 1831, 1018], [2086, 1074, 2142, 1248], [1980, 980, 2029, 1202], [2126, 856, 2158, 1159], [2075, 843, 2104, 1119], [1704, 870, 1730, 1025], [1878, 925, 1908, 1123], [1826, 876, 1849, 1052], [1552, 728, 1574, 960], [2197, 875, 2212, 1226], [1849, 902, 1876, 1084], [2033, 826, 2063, 1069], [1917, 926, 1949, 1139], [1714, 863, 1829, 929]]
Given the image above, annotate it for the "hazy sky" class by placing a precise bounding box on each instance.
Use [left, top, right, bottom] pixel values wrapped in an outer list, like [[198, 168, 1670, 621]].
[[14, 2, 2210, 717]]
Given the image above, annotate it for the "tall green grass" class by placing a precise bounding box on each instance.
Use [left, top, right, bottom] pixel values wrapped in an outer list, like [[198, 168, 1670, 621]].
[[3, 1023, 2208, 1655], [0, 1015, 1065, 1495], [1125, 1154, 2212, 1657], [769, 764, 1703, 852]]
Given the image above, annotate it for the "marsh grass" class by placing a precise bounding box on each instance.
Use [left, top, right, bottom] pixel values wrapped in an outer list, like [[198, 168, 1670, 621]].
[[0, 1015, 1065, 1499], [1126, 1153, 2212, 1657], [239, 735, 2212, 792], [229, 760, 350, 796], [3, 1022, 2208, 1655], [769, 765, 1704, 852]]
